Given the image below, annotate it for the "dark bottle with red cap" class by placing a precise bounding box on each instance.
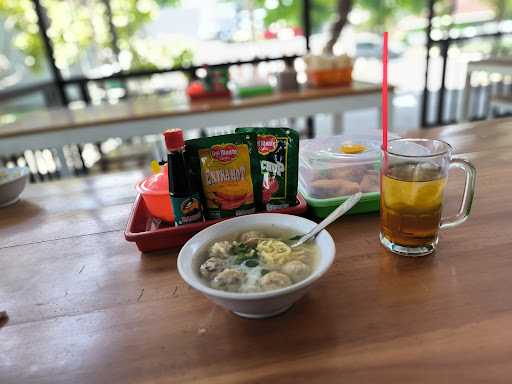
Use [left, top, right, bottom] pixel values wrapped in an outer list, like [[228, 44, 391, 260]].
[[163, 129, 203, 226]]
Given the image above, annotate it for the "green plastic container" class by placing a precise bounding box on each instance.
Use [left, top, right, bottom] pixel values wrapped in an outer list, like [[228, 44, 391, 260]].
[[237, 85, 274, 98], [300, 189, 380, 218]]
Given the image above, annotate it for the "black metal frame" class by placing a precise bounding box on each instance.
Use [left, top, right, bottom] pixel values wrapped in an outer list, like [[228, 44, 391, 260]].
[[302, 0, 312, 51], [32, 0, 69, 105], [421, 0, 435, 127], [302, 0, 314, 137]]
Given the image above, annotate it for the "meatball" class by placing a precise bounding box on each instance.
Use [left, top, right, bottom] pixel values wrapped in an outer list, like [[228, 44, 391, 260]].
[[211, 268, 246, 292], [199, 257, 225, 280], [208, 241, 232, 258], [360, 173, 379, 193], [282, 260, 310, 283], [239, 231, 266, 247], [259, 271, 292, 291]]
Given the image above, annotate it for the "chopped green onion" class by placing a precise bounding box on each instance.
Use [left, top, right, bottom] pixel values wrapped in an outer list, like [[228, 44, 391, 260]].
[[234, 253, 257, 265]]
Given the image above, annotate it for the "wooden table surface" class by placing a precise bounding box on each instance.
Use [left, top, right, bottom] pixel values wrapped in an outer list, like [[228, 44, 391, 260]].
[[0, 83, 381, 139], [2, 118, 512, 383]]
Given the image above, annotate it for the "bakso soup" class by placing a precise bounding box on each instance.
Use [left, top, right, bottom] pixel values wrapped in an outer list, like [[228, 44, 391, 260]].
[[199, 229, 318, 293]]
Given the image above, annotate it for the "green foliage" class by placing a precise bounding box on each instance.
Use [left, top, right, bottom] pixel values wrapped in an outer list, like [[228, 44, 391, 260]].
[[253, 0, 429, 31], [154, 0, 180, 5], [44, 0, 112, 70], [0, 0, 188, 73], [253, 0, 335, 32], [110, 0, 159, 69], [0, 0, 45, 71], [483, 0, 512, 19], [355, 0, 425, 29], [126, 35, 194, 70], [6, 0, 504, 76]]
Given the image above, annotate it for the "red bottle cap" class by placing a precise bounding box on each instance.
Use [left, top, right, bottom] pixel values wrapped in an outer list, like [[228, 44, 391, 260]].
[[164, 129, 184, 151]]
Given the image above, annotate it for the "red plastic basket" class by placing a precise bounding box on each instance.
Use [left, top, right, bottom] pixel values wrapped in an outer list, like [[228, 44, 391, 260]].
[[124, 194, 308, 253], [188, 90, 231, 100]]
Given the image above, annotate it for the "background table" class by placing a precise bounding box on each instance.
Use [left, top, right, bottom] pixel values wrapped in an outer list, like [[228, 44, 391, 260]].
[[2, 118, 512, 383], [0, 83, 388, 171]]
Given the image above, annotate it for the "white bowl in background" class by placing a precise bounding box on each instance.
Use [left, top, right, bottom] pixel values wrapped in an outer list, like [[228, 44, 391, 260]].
[[177, 213, 336, 319], [0, 167, 29, 208]]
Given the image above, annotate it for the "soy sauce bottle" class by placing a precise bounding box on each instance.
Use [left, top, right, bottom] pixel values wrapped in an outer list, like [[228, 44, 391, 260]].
[[163, 129, 203, 226]]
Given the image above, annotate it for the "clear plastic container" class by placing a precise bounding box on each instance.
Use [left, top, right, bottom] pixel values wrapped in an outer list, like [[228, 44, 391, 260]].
[[299, 133, 387, 200], [298, 132, 398, 217]]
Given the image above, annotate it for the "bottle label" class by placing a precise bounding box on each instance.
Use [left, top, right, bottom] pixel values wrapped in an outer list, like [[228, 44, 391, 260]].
[[171, 193, 203, 226]]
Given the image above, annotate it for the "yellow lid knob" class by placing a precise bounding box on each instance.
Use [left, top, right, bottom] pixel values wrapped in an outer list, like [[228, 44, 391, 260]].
[[150, 160, 161, 174], [340, 143, 366, 154]]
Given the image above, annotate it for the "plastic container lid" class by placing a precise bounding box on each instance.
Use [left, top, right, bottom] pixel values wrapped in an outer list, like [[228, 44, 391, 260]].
[[136, 164, 169, 196], [300, 132, 383, 165]]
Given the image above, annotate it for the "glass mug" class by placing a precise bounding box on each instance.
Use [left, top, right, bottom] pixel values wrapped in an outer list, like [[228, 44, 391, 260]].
[[380, 138, 476, 256]]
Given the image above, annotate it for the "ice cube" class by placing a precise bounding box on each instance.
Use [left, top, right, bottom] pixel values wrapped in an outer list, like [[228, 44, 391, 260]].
[[412, 162, 440, 182]]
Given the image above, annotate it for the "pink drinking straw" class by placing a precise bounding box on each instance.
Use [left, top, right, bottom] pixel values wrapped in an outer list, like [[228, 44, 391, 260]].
[[382, 31, 389, 153]]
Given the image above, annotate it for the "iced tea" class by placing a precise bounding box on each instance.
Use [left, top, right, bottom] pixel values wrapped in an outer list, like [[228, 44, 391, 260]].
[[380, 163, 446, 247]]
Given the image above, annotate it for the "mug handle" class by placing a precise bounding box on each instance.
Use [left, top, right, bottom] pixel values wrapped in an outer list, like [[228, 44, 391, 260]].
[[440, 158, 476, 229]]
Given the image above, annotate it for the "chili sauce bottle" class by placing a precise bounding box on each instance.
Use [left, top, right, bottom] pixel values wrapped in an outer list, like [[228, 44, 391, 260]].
[[163, 129, 203, 226]]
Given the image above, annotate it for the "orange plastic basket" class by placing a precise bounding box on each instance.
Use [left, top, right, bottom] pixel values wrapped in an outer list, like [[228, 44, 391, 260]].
[[307, 67, 353, 87]]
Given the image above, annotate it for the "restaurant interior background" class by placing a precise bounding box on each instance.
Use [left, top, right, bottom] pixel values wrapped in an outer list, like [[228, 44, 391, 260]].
[[1, 0, 512, 181]]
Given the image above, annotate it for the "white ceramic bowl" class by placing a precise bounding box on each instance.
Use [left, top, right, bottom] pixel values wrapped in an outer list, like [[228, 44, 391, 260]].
[[0, 167, 29, 208], [177, 213, 336, 319]]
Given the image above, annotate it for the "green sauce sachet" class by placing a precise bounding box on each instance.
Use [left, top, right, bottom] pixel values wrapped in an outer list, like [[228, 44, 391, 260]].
[[235, 127, 299, 210]]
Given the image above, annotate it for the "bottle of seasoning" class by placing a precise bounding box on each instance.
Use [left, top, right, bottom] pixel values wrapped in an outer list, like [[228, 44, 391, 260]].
[[163, 129, 203, 226]]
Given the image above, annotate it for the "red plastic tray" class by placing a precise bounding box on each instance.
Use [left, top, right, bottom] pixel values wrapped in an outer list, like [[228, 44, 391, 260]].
[[125, 194, 308, 253]]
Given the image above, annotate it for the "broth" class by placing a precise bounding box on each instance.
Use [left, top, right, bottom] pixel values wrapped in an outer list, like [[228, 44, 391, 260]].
[[198, 228, 319, 293]]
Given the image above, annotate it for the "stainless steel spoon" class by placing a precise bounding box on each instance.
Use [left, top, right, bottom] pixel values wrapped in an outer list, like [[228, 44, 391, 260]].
[[290, 192, 363, 248]]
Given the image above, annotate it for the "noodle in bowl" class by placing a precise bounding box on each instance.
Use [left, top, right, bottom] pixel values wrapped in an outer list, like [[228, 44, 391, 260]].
[[177, 213, 336, 319]]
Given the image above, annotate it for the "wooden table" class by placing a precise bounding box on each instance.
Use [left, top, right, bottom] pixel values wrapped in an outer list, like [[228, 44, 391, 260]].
[[0, 83, 388, 168], [2, 119, 512, 383]]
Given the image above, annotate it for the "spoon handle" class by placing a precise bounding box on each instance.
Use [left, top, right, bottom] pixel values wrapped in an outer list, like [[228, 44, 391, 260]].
[[291, 192, 362, 248]]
